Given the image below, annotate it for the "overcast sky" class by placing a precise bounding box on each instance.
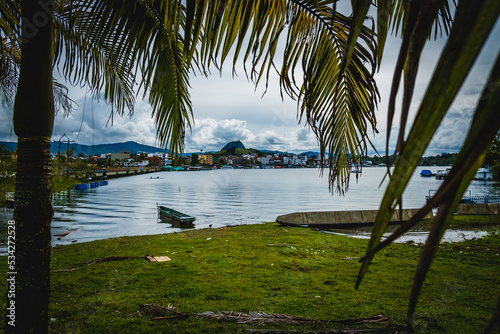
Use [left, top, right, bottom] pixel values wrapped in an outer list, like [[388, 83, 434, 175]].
[[1, 9, 499, 156]]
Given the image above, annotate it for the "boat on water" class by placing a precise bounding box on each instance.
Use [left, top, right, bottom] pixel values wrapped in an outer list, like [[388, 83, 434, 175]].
[[474, 166, 493, 181], [420, 169, 434, 177], [435, 168, 451, 180], [157, 205, 195, 228]]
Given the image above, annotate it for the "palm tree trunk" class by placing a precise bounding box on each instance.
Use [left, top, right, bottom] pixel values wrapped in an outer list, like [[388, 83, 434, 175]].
[[9, 138, 53, 333], [5, 0, 55, 333]]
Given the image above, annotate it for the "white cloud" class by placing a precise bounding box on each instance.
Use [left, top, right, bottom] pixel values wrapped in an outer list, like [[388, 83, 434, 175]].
[[186, 118, 255, 151], [184, 117, 319, 153], [1, 11, 499, 159]]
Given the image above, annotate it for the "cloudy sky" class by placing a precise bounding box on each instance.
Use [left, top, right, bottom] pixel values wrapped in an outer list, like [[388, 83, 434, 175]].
[[1, 8, 499, 156]]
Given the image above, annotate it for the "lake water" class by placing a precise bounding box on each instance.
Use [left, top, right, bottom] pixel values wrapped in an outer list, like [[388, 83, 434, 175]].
[[1, 167, 499, 253]]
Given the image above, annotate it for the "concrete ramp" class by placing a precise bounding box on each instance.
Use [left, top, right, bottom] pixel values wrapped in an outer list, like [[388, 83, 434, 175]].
[[455, 203, 500, 215], [276, 209, 434, 227]]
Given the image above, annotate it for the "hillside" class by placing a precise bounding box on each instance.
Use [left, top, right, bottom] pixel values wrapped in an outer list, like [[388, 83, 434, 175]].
[[221, 140, 245, 151], [0, 141, 165, 155]]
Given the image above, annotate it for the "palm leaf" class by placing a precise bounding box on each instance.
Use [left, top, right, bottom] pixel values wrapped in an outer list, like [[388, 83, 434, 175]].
[[407, 52, 500, 321], [338, 0, 371, 77], [356, 0, 500, 318], [0, 36, 20, 106], [383, 0, 453, 163], [0, 0, 20, 106], [53, 0, 194, 154], [190, 0, 379, 193]]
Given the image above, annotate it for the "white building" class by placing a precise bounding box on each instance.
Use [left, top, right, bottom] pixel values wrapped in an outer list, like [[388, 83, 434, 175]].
[[148, 152, 172, 166], [123, 160, 149, 168], [257, 157, 270, 165], [284, 154, 307, 165]]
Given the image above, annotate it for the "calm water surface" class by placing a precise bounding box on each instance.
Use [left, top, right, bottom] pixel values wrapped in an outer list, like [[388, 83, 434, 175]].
[[1, 167, 499, 253]]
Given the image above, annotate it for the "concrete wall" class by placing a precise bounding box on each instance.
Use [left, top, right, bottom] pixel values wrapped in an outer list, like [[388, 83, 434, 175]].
[[455, 203, 500, 215], [276, 209, 434, 226]]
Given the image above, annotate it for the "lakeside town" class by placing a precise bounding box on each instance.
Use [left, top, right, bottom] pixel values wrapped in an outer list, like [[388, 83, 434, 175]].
[[1, 139, 466, 203]]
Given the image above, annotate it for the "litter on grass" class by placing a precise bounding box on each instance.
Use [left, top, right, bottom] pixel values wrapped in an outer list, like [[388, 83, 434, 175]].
[[146, 255, 171, 262]]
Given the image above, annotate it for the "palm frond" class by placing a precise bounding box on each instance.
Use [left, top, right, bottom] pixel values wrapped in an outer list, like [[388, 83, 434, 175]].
[[407, 51, 500, 321], [0, 0, 20, 39], [53, 80, 76, 117], [52, 0, 193, 154], [0, 36, 19, 106], [384, 0, 453, 165], [356, 0, 500, 326], [181, 0, 379, 193], [0, 0, 20, 107]]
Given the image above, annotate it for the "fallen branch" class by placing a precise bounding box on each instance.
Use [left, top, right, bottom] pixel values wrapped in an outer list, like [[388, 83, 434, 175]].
[[145, 304, 391, 329], [141, 304, 190, 320], [196, 311, 320, 326], [246, 327, 402, 334], [196, 312, 389, 326]]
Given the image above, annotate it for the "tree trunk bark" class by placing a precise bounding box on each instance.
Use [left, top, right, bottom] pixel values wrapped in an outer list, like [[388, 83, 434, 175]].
[[7, 138, 53, 334], [6, 0, 55, 333]]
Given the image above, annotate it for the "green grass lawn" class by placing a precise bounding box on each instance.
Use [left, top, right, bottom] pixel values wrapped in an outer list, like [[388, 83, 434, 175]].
[[1, 220, 499, 333]]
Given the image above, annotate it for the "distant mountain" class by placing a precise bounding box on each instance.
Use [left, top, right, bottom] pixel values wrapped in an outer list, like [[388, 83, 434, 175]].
[[221, 140, 245, 151], [299, 151, 321, 158], [0, 141, 165, 155], [259, 149, 286, 155], [0, 141, 17, 152], [58, 141, 166, 155], [259, 150, 320, 157]]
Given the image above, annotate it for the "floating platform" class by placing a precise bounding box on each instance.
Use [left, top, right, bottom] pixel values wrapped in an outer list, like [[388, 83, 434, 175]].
[[276, 209, 434, 228]]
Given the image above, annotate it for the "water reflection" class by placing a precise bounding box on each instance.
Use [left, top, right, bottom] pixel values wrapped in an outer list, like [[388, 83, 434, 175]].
[[321, 224, 493, 244]]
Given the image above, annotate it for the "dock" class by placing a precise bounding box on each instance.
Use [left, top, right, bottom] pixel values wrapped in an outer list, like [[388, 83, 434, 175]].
[[276, 209, 434, 227]]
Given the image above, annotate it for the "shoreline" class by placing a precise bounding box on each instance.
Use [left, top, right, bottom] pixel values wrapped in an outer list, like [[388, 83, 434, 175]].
[[1, 222, 498, 333]]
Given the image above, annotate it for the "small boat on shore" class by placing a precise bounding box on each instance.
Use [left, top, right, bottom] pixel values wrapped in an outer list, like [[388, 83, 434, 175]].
[[157, 205, 195, 228]]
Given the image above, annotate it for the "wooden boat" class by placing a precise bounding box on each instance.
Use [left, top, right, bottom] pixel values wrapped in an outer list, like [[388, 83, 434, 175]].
[[276, 209, 434, 228], [157, 205, 195, 227]]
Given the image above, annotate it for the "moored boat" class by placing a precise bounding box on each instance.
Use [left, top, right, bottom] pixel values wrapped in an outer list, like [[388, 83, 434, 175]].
[[420, 169, 434, 177], [157, 205, 195, 228], [474, 166, 493, 181], [435, 169, 451, 180]]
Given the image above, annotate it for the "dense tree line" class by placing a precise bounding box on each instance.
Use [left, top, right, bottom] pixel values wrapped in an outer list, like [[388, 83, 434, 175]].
[[365, 153, 458, 166]]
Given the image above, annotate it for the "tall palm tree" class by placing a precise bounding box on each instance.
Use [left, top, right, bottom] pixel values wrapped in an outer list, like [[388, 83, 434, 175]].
[[2, 0, 379, 332], [3, 0, 193, 331], [3, 0, 497, 332]]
